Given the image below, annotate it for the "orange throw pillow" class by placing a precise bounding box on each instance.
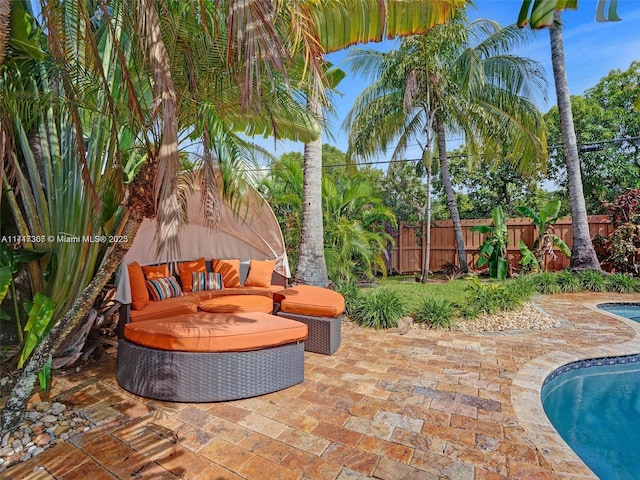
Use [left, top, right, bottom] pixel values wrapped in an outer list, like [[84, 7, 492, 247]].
[[245, 259, 276, 287], [212, 258, 241, 288], [177, 257, 206, 292], [127, 261, 149, 310], [142, 264, 170, 280]]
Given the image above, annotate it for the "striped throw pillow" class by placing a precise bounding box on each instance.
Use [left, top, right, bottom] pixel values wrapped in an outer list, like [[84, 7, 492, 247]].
[[146, 277, 183, 301], [192, 272, 223, 292]]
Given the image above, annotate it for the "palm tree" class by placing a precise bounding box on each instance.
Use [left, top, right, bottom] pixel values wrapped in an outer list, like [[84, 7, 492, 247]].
[[258, 154, 305, 269], [1, 0, 466, 433], [517, 2, 607, 271], [0, 0, 314, 432], [292, 0, 465, 286], [345, 14, 547, 274]]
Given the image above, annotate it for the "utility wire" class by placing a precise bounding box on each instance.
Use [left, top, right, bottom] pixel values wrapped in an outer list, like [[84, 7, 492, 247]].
[[243, 135, 640, 172], [320, 135, 640, 169]]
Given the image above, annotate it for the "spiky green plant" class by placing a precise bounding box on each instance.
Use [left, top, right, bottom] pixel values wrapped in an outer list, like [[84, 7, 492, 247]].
[[606, 273, 640, 293], [578, 270, 609, 292], [414, 298, 455, 328], [350, 288, 406, 330]]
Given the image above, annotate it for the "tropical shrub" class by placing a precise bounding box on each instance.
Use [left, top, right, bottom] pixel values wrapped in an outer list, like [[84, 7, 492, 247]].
[[559, 271, 585, 292], [261, 154, 396, 284], [323, 175, 396, 283], [594, 189, 640, 275], [606, 273, 640, 293], [457, 303, 482, 319], [335, 279, 361, 316], [414, 298, 455, 328], [524, 271, 564, 294], [577, 269, 610, 292], [464, 277, 530, 315], [350, 288, 405, 329], [471, 206, 509, 280]]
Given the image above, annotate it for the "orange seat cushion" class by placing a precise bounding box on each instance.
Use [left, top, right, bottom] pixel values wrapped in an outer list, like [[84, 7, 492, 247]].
[[191, 285, 284, 302], [212, 258, 241, 288], [142, 264, 170, 280], [244, 259, 276, 287], [200, 295, 273, 314], [177, 257, 207, 292], [129, 295, 199, 322], [273, 285, 345, 318], [127, 261, 149, 311], [123, 312, 308, 352]]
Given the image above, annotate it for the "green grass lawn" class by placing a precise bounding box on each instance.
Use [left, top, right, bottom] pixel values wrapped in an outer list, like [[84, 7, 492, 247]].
[[348, 270, 640, 330], [375, 277, 471, 314]]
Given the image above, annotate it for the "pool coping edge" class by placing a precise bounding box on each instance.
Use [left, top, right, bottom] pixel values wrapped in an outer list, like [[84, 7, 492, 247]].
[[511, 298, 640, 479]]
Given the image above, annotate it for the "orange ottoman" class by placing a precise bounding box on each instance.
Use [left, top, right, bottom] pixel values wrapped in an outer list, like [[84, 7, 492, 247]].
[[273, 285, 344, 355], [200, 294, 274, 314]]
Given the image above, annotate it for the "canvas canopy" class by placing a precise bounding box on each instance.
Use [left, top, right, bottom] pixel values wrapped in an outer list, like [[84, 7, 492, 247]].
[[115, 180, 290, 304]]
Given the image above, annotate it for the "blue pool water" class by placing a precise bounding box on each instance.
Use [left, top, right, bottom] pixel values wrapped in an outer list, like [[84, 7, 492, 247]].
[[541, 304, 640, 480], [598, 302, 640, 323]]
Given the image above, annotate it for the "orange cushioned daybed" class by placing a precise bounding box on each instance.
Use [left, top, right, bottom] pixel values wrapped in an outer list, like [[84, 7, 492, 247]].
[[123, 312, 307, 352], [118, 311, 308, 403]]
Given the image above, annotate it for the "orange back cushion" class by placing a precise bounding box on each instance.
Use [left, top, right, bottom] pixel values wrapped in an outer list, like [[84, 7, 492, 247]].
[[177, 257, 207, 292], [212, 258, 241, 288], [127, 261, 149, 310], [244, 259, 276, 287], [142, 263, 170, 280]]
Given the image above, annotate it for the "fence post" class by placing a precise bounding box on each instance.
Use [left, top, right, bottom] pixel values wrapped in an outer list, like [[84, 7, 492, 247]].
[[397, 223, 403, 274]]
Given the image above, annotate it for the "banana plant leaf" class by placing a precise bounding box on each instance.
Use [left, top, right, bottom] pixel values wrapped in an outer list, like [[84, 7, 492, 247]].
[[470, 225, 493, 234], [475, 242, 494, 268], [492, 257, 509, 281], [519, 239, 540, 272], [553, 236, 572, 258]]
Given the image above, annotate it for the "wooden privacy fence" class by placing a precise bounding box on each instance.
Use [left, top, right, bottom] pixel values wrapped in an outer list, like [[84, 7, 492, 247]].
[[390, 215, 612, 275]]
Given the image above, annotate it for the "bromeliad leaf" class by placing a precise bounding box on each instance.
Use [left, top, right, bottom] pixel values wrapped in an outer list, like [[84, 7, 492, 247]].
[[18, 293, 55, 368]]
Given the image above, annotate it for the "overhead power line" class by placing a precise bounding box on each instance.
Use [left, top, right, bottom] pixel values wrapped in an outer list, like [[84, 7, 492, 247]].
[[321, 135, 640, 169]]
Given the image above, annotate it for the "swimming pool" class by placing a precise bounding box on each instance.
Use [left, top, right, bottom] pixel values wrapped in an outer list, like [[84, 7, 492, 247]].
[[541, 303, 640, 480], [598, 302, 640, 323]]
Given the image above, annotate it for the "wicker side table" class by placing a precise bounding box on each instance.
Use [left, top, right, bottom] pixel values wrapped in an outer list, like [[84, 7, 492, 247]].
[[276, 310, 342, 355]]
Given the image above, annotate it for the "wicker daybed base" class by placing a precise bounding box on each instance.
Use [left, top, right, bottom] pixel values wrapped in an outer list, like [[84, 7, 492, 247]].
[[117, 338, 305, 402], [276, 311, 342, 355]]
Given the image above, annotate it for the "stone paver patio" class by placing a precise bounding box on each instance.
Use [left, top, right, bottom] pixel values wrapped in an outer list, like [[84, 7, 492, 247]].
[[3, 292, 640, 480]]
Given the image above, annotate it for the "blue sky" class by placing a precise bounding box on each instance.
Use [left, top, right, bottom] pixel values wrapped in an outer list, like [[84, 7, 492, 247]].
[[254, 0, 640, 167]]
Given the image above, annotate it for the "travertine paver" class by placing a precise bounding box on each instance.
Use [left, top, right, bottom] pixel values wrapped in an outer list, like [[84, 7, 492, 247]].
[[3, 292, 640, 479]]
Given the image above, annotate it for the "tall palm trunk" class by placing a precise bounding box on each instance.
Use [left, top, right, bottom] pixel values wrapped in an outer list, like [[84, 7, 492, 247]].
[[0, 0, 9, 67], [293, 94, 329, 286], [421, 152, 432, 282], [435, 115, 468, 272], [549, 12, 601, 271]]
